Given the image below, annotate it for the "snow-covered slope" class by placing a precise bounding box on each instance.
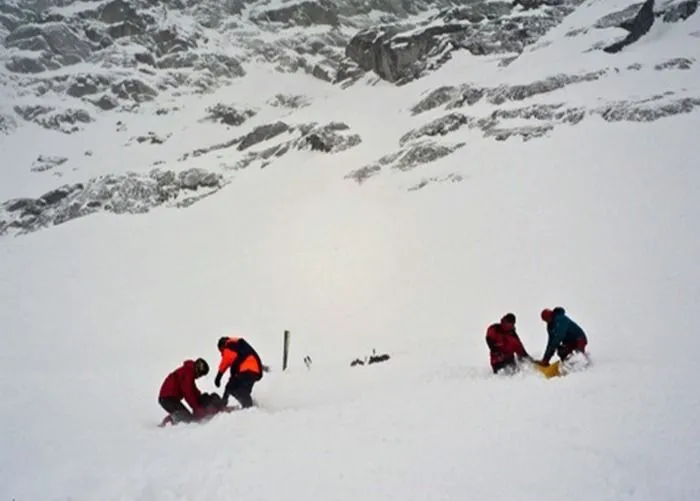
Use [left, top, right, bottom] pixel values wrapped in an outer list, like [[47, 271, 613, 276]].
[[1, 1, 700, 500]]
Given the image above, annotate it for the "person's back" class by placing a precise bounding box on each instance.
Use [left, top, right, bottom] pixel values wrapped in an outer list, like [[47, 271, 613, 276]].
[[215, 336, 264, 408], [541, 307, 588, 363]]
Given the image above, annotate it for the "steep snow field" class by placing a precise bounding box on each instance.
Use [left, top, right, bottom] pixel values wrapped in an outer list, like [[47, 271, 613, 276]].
[[2, 7, 700, 501]]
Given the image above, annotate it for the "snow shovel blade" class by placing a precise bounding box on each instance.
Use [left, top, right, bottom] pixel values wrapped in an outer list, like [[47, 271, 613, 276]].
[[534, 361, 561, 378]]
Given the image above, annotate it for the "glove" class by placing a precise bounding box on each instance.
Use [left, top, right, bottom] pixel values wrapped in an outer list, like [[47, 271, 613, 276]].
[[214, 371, 223, 388]]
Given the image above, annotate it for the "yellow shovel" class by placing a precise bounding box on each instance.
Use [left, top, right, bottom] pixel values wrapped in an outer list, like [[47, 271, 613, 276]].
[[533, 361, 561, 379]]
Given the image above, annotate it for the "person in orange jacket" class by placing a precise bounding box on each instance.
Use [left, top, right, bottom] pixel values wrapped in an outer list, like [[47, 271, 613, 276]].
[[214, 336, 264, 408]]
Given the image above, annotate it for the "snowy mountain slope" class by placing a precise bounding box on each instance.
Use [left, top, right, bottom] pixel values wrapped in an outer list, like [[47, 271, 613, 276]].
[[1, 3, 700, 499], [2, 0, 700, 237], [1, 109, 700, 500]]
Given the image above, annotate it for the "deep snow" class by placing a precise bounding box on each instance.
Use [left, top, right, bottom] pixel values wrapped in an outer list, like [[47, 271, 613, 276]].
[[2, 4, 700, 500]]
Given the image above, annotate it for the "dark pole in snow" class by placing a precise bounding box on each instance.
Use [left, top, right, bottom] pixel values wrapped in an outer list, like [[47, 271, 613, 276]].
[[283, 330, 290, 371]]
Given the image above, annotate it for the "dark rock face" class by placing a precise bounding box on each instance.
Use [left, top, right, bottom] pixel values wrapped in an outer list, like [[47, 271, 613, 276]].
[[593, 0, 699, 53], [13, 104, 93, 133], [252, 0, 340, 26], [238, 122, 291, 151], [0, 167, 227, 236], [181, 120, 362, 171], [345, 140, 464, 184], [603, 0, 655, 53], [345, 0, 586, 84], [202, 104, 257, 126]]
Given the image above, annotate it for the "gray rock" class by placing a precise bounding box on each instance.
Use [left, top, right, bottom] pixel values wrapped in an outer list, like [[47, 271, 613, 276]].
[[413, 70, 605, 115], [0, 167, 226, 237], [267, 94, 311, 108], [158, 52, 245, 79], [5, 21, 92, 66], [603, 0, 655, 53], [203, 104, 256, 126], [294, 122, 362, 153], [400, 112, 471, 145], [150, 26, 199, 56], [5, 55, 53, 73], [659, 0, 698, 22], [253, 0, 340, 26], [31, 155, 68, 173], [98, 0, 150, 26], [178, 168, 220, 189], [483, 124, 554, 141], [349, 140, 465, 182], [66, 74, 112, 98], [111, 78, 157, 102], [486, 71, 606, 104], [14, 105, 93, 133], [0, 114, 17, 135], [392, 141, 465, 171], [490, 103, 585, 124], [594, 3, 645, 29], [238, 122, 291, 151], [654, 57, 694, 70], [344, 165, 381, 184], [411, 85, 462, 115], [345, 0, 585, 84], [91, 94, 120, 111], [129, 131, 171, 145], [407, 172, 463, 191], [596, 97, 700, 121]]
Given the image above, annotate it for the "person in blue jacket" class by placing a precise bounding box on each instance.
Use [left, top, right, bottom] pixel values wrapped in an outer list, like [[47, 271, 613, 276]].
[[538, 307, 588, 365]]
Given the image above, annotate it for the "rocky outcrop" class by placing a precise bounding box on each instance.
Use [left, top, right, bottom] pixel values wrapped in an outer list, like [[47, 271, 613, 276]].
[[399, 113, 472, 146], [410, 70, 607, 115], [402, 90, 699, 148], [603, 0, 655, 53], [586, 0, 698, 52], [5, 21, 92, 65], [202, 104, 257, 126], [345, 140, 465, 183], [654, 57, 694, 69], [268, 94, 311, 109], [0, 113, 17, 135], [0, 167, 226, 236], [252, 0, 340, 27], [30, 155, 68, 173], [408, 172, 463, 191], [13, 104, 93, 133], [344, 0, 586, 84], [182, 120, 361, 170], [597, 96, 700, 121]]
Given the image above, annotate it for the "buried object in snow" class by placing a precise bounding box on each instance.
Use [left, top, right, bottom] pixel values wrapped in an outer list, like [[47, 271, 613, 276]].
[[158, 404, 242, 427]]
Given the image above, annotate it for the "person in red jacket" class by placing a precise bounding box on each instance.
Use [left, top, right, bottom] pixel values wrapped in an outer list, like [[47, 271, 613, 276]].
[[214, 336, 264, 409], [485, 313, 532, 374], [158, 358, 223, 424]]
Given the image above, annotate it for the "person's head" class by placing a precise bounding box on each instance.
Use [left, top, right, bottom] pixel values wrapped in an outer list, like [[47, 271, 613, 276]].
[[501, 312, 516, 330], [541, 308, 553, 323], [194, 358, 209, 378], [217, 337, 228, 352]]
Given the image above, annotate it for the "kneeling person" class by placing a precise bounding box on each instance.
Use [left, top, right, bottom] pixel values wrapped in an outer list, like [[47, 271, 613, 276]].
[[159, 358, 224, 424]]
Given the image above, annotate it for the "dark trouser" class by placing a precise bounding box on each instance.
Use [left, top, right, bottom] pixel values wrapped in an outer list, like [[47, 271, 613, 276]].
[[224, 371, 261, 408], [557, 338, 588, 361], [492, 357, 517, 374], [159, 397, 194, 423]]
